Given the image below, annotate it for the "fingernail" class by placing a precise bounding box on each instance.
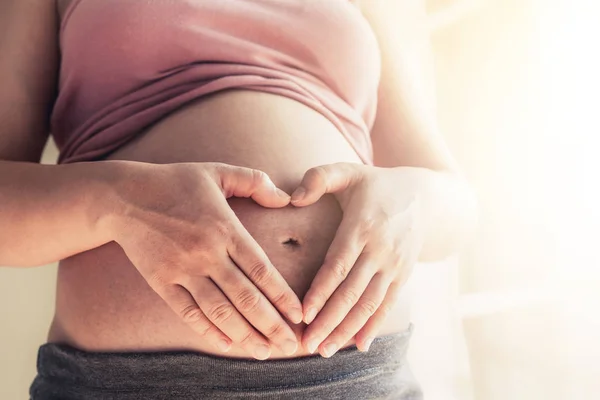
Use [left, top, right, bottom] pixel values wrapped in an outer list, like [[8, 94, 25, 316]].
[[218, 339, 231, 352], [289, 307, 304, 324], [276, 188, 291, 200], [304, 307, 317, 325], [254, 344, 271, 360], [307, 339, 319, 354], [281, 339, 298, 356], [322, 343, 338, 358], [291, 187, 306, 203], [363, 337, 374, 352]]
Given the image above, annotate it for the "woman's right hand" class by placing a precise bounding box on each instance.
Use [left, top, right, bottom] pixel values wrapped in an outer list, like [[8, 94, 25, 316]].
[[103, 162, 302, 359]]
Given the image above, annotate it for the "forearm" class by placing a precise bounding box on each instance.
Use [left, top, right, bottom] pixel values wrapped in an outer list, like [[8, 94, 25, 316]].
[[0, 160, 127, 267], [403, 166, 478, 262], [364, 0, 455, 170]]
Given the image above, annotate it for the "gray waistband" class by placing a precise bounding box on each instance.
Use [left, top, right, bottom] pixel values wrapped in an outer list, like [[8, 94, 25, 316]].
[[32, 326, 421, 399]]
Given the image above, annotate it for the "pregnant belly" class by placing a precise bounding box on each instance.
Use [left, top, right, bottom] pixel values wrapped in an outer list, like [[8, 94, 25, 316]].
[[49, 90, 411, 358]]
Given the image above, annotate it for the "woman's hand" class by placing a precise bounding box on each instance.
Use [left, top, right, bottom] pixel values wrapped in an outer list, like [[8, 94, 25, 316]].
[[104, 162, 303, 360], [291, 163, 430, 357]]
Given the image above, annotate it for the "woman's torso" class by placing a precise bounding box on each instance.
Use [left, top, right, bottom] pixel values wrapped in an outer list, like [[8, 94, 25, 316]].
[[49, 0, 411, 359]]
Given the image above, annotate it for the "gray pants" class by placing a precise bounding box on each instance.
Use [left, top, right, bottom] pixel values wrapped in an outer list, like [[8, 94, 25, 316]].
[[30, 326, 422, 399]]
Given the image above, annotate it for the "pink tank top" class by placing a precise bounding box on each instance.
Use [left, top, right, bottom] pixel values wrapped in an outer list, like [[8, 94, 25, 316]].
[[52, 0, 381, 164]]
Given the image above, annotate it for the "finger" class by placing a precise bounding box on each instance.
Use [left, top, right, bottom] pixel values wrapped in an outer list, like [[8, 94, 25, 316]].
[[191, 277, 272, 360], [229, 225, 304, 324], [213, 258, 299, 356], [302, 217, 365, 325], [302, 255, 375, 354], [355, 280, 402, 352], [318, 273, 390, 357], [157, 284, 232, 353], [217, 164, 290, 208], [291, 163, 363, 206]]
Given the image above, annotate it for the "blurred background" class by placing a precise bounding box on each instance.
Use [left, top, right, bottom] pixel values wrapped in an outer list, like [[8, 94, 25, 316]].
[[1, 0, 598, 398]]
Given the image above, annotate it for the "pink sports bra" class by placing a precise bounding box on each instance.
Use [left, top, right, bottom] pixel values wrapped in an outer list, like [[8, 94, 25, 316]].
[[51, 0, 381, 164]]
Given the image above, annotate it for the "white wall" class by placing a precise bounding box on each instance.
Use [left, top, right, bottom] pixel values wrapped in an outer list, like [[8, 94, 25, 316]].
[[0, 265, 56, 400], [0, 141, 59, 400]]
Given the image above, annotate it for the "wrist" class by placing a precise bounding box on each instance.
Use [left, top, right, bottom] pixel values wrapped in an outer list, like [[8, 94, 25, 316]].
[[392, 166, 477, 260], [392, 167, 439, 227], [81, 160, 146, 245]]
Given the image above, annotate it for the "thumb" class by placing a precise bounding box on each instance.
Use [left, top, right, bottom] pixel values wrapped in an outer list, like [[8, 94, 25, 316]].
[[291, 163, 363, 207], [216, 165, 290, 208]]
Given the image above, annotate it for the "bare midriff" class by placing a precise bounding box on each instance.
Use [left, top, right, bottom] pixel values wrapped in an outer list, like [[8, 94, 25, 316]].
[[48, 90, 411, 358]]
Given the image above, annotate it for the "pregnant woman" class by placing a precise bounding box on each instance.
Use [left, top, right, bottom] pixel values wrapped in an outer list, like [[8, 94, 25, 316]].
[[0, 0, 476, 398]]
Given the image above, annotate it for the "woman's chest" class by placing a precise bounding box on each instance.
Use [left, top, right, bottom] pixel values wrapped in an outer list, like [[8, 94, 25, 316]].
[[58, 0, 380, 111]]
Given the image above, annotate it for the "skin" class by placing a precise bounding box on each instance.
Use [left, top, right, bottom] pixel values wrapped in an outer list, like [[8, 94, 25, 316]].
[[0, 0, 477, 361], [297, 0, 479, 357], [0, 159, 306, 360]]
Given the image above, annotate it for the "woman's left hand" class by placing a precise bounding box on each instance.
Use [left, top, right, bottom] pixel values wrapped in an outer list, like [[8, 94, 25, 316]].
[[291, 163, 430, 357]]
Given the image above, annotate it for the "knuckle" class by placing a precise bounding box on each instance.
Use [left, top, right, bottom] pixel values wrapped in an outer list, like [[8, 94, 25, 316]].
[[306, 166, 328, 186], [358, 223, 374, 242], [358, 298, 379, 317], [234, 288, 262, 313], [210, 162, 227, 176], [336, 324, 354, 338], [251, 169, 269, 186], [207, 302, 235, 324], [271, 290, 291, 308], [239, 329, 255, 346], [327, 258, 351, 280], [202, 166, 221, 184], [339, 289, 360, 307], [379, 302, 393, 318], [265, 323, 286, 339], [375, 229, 393, 247], [381, 237, 398, 253], [147, 269, 173, 288], [390, 252, 403, 269], [180, 304, 205, 325], [197, 325, 214, 339], [246, 260, 272, 285]]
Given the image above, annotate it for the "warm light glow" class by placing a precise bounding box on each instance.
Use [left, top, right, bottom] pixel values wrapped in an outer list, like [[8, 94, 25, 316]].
[[537, 0, 600, 290]]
